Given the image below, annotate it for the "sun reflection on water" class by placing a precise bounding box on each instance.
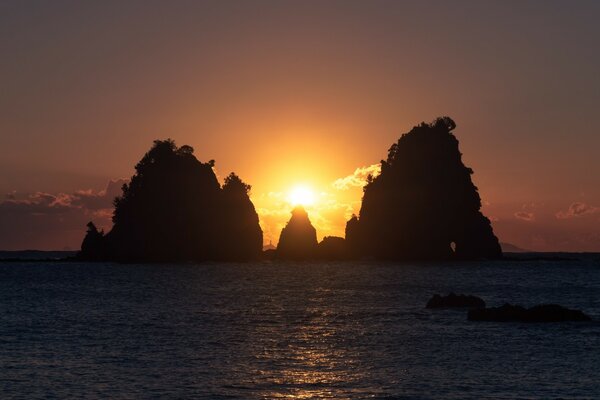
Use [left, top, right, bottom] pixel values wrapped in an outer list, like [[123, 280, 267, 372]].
[[247, 288, 370, 399]]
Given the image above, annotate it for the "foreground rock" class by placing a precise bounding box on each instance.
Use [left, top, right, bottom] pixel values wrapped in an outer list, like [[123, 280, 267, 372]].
[[426, 293, 485, 309], [468, 304, 592, 322], [345, 117, 502, 260]]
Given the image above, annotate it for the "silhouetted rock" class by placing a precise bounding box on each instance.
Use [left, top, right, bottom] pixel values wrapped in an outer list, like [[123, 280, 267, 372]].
[[317, 236, 348, 260], [426, 293, 485, 309], [78, 139, 262, 262], [345, 117, 502, 261], [79, 222, 105, 261], [468, 304, 591, 322], [277, 206, 317, 260], [219, 173, 263, 261]]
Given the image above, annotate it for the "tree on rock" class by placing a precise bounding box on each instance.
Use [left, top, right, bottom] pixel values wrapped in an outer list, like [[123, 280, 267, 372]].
[[277, 206, 318, 260], [345, 117, 502, 260]]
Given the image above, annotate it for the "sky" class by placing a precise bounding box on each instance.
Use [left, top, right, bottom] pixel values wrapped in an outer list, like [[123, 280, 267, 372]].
[[1, 0, 599, 251]]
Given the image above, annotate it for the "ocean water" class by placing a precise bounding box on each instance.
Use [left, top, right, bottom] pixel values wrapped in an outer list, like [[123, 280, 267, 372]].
[[1, 257, 599, 399]]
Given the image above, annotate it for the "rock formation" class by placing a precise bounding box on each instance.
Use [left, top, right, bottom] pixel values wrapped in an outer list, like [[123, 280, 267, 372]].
[[426, 293, 486, 309], [78, 139, 262, 262], [79, 222, 105, 261], [317, 236, 348, 260], [276, 206, 318, 260], [346, 117, 502, 260], [219, 173, 264, 261], [468, 304, 591, 322]]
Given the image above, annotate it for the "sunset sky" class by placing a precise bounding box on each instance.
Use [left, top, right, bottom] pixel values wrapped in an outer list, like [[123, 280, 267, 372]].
[[1, 1, 599, 251]]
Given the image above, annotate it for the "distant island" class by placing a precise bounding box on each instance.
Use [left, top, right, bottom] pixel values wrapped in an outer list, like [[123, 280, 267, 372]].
[[79, 117, 502, 262]]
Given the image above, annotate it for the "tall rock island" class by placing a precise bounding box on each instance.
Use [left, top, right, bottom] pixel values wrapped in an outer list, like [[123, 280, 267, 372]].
[[277, 206, 318, 260], [346, 117, 502, 260], [78, 139, 262, 262]]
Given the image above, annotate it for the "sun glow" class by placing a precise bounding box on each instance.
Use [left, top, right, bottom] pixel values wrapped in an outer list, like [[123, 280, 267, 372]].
[[287, 185, 316, 207]]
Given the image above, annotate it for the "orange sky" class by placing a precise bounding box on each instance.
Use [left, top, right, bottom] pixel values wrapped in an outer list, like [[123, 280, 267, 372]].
[[1, 1, 599, 251]]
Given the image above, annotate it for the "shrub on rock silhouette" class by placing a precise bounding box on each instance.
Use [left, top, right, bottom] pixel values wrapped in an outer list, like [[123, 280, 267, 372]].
[[277, 206, 318, 260], [346, 117, 502, 260], [78, 139, 262, 262]]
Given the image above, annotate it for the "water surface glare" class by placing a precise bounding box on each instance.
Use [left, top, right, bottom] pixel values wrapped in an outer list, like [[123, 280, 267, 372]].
[[1, 259, 599, 399]]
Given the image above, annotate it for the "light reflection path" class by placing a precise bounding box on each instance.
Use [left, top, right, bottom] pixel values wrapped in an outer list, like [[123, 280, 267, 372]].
[[245, 285, 374, 399]]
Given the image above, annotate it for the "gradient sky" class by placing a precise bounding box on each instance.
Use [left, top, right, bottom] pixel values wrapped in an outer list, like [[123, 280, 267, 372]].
[[1, 0, 599, 251]]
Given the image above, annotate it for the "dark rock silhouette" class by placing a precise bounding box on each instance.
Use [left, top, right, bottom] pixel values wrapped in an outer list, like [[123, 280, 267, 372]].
[[346, 117, 502, 261], [426, 293, 485, 309], [79, 222, 105, 261], [317, 236, 348, 260], [78, 139, 262, 262], [468, 304, 591, 322], [219, 173, 263, 261], [276, 206, 318, 260]]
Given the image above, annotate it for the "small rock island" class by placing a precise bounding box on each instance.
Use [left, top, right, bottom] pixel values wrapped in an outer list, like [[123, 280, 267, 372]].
[[276, 206, 318, 260], [78, 139, 263, 262], [346, 117, 502, 261]]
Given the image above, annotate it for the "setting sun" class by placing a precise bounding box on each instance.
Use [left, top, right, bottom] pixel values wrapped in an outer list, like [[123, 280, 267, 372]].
[[287, 185, 316, 207]]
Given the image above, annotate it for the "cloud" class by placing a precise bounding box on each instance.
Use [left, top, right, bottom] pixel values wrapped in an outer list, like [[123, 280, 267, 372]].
[[0, 192, 72, 215], [332, 163, 381, 190], [0, 180, 126, 250], [556, 202, 599, 219], [514, 211, 535, 222], [70, 179, 126, 210]]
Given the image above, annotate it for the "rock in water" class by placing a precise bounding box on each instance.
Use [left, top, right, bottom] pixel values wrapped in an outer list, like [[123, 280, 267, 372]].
[[345, 117, 502, 261], [317, 236, 348, 260], [78, 139, 262, 262], [426, 293, 486, 309], [468, 304, 592, 322], [277, 206, 318, 260]]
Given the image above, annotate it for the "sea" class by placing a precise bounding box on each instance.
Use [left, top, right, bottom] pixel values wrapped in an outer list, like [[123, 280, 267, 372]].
[[1, 254, 599, 399]]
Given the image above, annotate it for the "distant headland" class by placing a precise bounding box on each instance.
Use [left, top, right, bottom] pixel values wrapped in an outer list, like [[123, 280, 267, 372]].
[[79, 117, 502, 262]]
